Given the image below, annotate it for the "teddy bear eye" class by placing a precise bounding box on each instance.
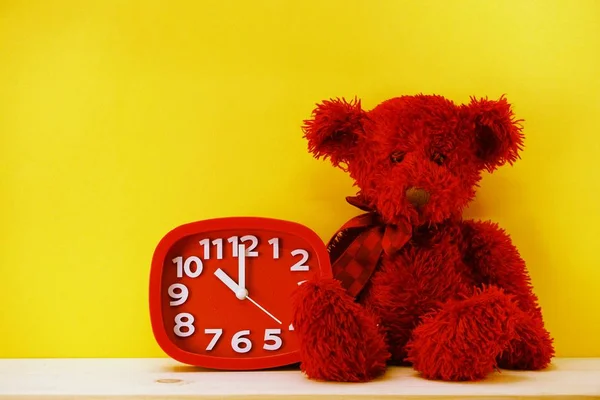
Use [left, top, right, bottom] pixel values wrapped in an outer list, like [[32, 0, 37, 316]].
[[432, 152, 446, 165], [390, 151, 405, 163]]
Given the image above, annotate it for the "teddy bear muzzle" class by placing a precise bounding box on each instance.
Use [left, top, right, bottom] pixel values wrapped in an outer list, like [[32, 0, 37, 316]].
[[405, 187, 430, 208]]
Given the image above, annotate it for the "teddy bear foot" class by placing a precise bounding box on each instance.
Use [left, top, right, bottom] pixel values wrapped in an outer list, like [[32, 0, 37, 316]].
[[291, 277, 390, 382], [497, 313, 554, 371], [406, 285, 522, 381]]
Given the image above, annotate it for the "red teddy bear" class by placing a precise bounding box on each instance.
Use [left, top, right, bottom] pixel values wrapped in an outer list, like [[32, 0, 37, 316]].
[[291, 94, 554, 382]]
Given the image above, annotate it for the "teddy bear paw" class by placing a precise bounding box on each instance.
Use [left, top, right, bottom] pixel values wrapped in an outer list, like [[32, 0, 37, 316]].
[[291, 277, 390, 382], [406, 285, 522, 381]]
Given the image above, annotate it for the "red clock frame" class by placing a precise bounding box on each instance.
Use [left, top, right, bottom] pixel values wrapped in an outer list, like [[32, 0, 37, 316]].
[[149, 216, 332, 370]]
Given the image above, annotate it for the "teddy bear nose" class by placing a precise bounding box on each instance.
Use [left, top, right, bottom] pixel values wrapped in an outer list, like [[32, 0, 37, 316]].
[[406, 187, 430, 207]]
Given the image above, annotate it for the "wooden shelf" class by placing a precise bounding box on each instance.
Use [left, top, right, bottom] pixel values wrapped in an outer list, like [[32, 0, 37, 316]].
[[0, 358, 598, 399]]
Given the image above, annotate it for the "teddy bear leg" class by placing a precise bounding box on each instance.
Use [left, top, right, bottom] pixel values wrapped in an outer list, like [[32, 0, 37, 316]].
[[406, 285, 521, 381], [497, 311, 554, 370], [291, 277, 390, 382]]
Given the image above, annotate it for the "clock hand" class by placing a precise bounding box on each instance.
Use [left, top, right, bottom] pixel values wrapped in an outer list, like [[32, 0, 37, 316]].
[[214, 268, 248, 300], [213, 268, 282, 324], [245, 295, 282, 325], [238, 244, 246, 292]]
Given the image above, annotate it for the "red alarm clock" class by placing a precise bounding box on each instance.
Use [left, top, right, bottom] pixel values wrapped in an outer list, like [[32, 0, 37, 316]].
[[149, 217, 332, 370]]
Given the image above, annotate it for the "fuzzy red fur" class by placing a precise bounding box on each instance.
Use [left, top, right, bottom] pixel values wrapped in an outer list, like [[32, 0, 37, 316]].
[[291, 94, 554, 382]]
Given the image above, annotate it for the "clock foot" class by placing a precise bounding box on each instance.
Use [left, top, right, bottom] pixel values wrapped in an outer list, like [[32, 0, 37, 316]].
[[291, 277, 390, 382]]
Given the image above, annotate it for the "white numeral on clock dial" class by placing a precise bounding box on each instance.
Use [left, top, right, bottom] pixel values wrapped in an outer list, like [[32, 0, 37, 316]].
[[174, 313, 195, 337], [168, 283, 189, 306], [229, 235, 259, 257], [228, 236, 238, 256], [268, 238, 279, 259], [231, 330, 252, 353], [172, 256, 203, 278], [204, 328, 223, 350], [198, 238, 211, 259], [213, 238, 223, 259], [241, 235, 258, 256], [290, 249, 309, 271], [263, 329, 282, 350], [198, 238, 224, 260]]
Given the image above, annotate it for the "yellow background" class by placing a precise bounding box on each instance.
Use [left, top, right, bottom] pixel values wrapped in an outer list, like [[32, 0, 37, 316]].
[[1, 0, 599, 358]]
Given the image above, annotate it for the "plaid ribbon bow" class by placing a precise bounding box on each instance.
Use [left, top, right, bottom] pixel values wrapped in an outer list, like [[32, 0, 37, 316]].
[[327, 195, 413, 298]]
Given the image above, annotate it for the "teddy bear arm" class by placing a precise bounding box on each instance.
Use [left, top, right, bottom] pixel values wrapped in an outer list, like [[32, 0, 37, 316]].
[[291, 277, 390, 382], [460, 220, 555, 370], [405, 285, 523, 380], [460, 219, 541, 313]]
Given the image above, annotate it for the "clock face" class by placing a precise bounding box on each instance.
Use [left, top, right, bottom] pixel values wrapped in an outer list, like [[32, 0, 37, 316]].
[[149, 217, 332, 370]]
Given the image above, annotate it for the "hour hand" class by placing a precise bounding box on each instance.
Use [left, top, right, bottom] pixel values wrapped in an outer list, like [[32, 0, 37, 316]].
[[214, 268, 247, 300]]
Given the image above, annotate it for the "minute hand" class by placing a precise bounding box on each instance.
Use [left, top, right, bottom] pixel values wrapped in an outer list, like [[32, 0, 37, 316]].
[[246, 296, 282, 325], [213, 268, 282, 324]]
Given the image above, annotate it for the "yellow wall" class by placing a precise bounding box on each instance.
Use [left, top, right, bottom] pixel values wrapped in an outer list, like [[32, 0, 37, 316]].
[[1, 0, 599, 358]]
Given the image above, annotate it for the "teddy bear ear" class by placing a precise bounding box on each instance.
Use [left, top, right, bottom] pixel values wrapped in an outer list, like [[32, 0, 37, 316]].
[[464, 95, 525, 172], [301, 97, 365, 168]]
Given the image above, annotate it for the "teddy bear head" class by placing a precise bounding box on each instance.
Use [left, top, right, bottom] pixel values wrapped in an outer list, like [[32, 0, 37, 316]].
[[302, 94, 524, 227]]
